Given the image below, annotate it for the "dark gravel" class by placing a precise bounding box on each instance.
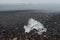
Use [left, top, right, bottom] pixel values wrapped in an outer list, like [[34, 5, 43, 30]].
[[0, 10, 60, 40]]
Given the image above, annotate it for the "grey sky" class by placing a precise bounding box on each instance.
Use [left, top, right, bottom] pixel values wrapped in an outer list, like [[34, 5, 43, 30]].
[[0, 0, 60, 4], [0, 0, 60, 12]]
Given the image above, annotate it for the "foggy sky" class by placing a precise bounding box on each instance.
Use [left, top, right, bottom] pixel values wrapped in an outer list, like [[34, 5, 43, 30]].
[[0, 0, 60, 4], [0, 0, 60, 12]]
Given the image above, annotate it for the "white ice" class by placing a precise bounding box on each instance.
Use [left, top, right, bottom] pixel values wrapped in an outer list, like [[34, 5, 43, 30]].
[[24, 18, 47, 35]]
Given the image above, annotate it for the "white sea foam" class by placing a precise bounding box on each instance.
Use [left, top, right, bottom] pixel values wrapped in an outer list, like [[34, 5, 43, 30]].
[[24, 18, 47, 35]]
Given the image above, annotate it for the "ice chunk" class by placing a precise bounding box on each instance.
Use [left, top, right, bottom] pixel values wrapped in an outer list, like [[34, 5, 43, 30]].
[[24, 18, 47, 35]]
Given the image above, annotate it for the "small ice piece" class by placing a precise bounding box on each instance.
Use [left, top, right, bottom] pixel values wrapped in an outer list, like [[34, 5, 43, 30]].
[[13, 37, 17, 40], [24, 18, 47, 35]]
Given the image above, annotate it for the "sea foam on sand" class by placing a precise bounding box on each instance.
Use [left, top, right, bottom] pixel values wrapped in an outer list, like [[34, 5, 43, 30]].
[[24, 18, 47, 35]]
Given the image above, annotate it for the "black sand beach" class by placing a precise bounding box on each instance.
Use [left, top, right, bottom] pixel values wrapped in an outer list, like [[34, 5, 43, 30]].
[[0, 10, 60, 40]]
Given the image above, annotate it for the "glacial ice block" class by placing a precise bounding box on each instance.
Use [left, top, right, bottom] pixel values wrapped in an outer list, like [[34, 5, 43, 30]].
[[24, 18, 47, 35]]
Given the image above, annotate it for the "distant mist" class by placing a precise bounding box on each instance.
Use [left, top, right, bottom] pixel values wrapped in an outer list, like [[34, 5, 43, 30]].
[[0, 4, 60, 12]]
